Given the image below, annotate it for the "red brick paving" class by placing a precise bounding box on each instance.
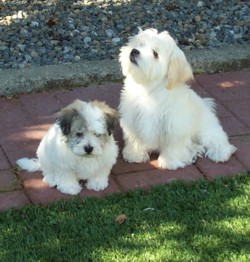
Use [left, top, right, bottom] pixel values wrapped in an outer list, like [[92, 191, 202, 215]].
[[0, 70, 250, 211]]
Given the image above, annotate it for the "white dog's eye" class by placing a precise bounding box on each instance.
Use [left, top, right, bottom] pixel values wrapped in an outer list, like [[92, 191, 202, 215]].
[[95, 133, 102, 137], [76, 132, 83, 138], [152, 50, 158, 59]]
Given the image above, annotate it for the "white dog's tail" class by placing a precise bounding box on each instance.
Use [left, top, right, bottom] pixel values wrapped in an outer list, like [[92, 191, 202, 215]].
[[16, 158, 41, 172]]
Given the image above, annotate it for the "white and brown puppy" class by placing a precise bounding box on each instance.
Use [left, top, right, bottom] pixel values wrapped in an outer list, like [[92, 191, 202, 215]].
[[119, 28, 236, 170], [17, 100, 118, 195]]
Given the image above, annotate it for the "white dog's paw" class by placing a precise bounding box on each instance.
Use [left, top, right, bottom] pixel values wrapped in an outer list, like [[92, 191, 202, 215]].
[[206, 144, 237, 163], [158, 156, 176, 170], [43, 176, 57, 188], [57, 182, 82, 195], [122, 147, 149, 163], [158, 156, 187, 170], [86, 178, 109, 191]]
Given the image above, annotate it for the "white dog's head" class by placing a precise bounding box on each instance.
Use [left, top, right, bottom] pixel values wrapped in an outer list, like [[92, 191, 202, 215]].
[[119, 28, 193, 89], [56, 100, 118, 157]]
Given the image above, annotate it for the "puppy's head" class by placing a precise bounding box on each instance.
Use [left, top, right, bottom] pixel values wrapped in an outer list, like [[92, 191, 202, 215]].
[[119, 28, 193, 88], [56, 100, 118, 157]]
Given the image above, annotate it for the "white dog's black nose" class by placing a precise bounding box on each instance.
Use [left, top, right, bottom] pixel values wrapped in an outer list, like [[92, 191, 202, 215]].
[[84, 145, 93, 154], [130, 49, 140, 64]]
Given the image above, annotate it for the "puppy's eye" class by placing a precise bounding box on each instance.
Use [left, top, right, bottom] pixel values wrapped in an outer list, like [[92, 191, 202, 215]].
[[95, 133, 102, 137], [153, 50, 158, 59], [76, 132, 83, 138]]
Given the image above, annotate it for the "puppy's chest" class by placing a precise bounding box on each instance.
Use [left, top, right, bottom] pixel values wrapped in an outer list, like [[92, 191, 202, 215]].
[[129, 92, 167, 142]]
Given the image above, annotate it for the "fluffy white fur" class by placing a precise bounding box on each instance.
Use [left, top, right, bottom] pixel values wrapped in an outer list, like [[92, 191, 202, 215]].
[[17, 100, 118, 195], [119, 28, 236, 170]]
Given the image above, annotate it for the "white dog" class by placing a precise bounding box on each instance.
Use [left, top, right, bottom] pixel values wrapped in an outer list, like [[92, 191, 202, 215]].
[[17, 100, 118, 195], [119, 28, 236, 170]]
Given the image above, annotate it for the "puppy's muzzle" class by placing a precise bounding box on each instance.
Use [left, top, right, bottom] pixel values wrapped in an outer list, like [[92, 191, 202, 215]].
[[130, 49, 140, 65], [84, 145, 94, 154]]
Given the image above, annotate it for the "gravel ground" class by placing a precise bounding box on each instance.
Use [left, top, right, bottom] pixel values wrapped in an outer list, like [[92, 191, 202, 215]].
[[0, 0, 249, 69]]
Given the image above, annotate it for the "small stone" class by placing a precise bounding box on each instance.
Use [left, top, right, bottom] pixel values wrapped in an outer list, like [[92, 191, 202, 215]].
[[24, 54, 32, 61], [37, 47, 46, 54], [74, 55, 81, 61], [69, 24, 75, 30], [84, 36, 91, 44], [101, 17, 108, 23], [57, 28, 65, 35], [20, 28, 28, 35], [194, 15, 201, 23], [17, 44, 26, 52], [51, 40, 59, 45], [81, 26, 90, 32], [234, 33, 242, 39], [31, 21, 39, 27], [116, 23, 125, 30], [112, 37, 121, 45], [197, 1, 203, 7], [30, 50, 39, 57], [63, 46, 71, 54], [0, 45, 8, 51], [73, 29, 80, 35], [80, 32, 87, 37], [105, 29, 114, 38]]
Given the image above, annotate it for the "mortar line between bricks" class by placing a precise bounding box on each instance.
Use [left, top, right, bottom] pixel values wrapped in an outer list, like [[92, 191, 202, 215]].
[[231, 155, 250, 174], [195, 78, 250, 130], [194, 163, 209, 180], [0, 145, 33, 205], [112, 174, 128, 193], [110, 173, 126, 193], [114, 166, 156, 176]]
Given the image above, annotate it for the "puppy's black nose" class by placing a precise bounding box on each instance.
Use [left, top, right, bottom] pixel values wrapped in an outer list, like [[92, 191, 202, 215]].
[[84, 145, 93, 154], [130, 49, 140, 57], [130, 49, 140, 64]]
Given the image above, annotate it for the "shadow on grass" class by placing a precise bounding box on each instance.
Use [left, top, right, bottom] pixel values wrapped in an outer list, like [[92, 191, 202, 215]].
[[0, 174, 250, 261]]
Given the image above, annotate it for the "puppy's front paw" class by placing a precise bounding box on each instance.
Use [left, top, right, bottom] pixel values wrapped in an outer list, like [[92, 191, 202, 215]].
[[122, 147, 149, 163], [57, 182, 82, 195], [86, 178, 108, 191]]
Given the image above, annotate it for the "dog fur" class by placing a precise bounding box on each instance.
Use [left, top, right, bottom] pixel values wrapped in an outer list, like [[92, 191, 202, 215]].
[[119, 28, 236, 170], [17, 100, 118, 195]]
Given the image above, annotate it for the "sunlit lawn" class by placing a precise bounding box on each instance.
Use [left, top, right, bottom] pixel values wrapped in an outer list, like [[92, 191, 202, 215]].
[[0, 175, 250, 261]]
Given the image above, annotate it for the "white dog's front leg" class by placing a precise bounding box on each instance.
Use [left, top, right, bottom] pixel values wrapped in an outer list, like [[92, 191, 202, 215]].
[[158, 152, 187, 170], [158, 139, 200, 170], [56, 176, 82, 195], [122, 140, 149, 163], [86, 171, 109, 191], [43, 175, 57, 188]]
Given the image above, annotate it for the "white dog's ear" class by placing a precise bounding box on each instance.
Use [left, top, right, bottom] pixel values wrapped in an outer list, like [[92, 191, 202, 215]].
[[166, 46, 194, 89], [56, 107, 78, 136], [92, 101, 119, 135]]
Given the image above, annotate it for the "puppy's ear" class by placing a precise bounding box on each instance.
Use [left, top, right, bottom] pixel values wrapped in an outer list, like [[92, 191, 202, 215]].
[[166, 46, 193, 89], [56, 108, 78, 136], [105, 109, 119, 135], [92, 101, 119, 135]]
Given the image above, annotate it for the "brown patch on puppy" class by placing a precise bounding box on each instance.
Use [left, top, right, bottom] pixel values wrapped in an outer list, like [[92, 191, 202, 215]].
[[91, 101, 119, 135], [56, 100, 85, 136]]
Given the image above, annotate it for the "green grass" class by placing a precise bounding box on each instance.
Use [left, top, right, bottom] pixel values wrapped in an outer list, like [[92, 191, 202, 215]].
[[1, 175, 250, 262]]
